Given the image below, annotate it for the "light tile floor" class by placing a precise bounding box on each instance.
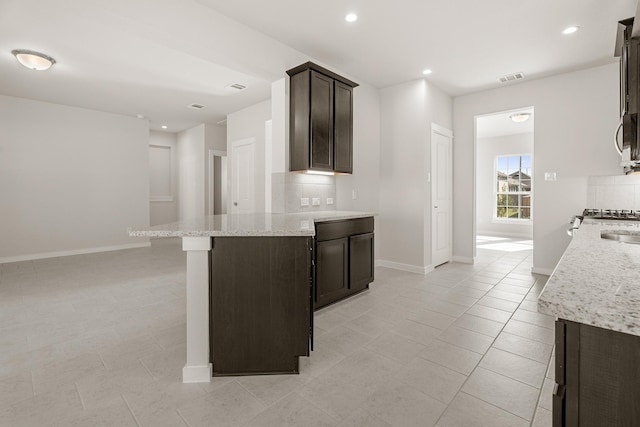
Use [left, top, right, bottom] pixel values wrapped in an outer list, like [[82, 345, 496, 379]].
[[0, 236, 554, 426]]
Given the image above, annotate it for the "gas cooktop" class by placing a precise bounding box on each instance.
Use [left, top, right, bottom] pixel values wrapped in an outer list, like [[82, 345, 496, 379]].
[[582, 209, 640, 221]]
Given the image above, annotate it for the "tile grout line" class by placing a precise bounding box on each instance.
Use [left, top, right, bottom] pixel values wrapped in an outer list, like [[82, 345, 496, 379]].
[[121, 393, 142, 427], [432, 260, 541, 426]]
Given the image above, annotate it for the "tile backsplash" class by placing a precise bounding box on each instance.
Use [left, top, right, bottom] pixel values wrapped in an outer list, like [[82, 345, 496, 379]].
[[272, 172, 336, 213], [587, 174, 640, 210]]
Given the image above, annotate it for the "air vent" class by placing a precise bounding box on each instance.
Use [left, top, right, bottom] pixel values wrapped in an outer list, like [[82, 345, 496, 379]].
[[498, 72, 525, 83], [188, 103, 206, 110], [226, 83, 247, 91]]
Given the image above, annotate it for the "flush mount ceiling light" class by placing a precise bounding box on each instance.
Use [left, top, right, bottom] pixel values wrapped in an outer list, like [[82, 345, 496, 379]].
[[510, 112, 531, 123], [422, 69, 433, 75], [562, 26, 579, 35], [161, 125, 168, 129], [345, 13, 358, 22], [11, 49, 56, 71]]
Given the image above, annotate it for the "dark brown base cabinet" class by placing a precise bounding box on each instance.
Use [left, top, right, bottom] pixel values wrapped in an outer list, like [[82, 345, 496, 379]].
[[209, 236, 312, 376], [554, 320, 640, 426], [314, 217, 374, 310]]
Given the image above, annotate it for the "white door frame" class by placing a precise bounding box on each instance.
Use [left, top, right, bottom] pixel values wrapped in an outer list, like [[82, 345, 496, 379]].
[[208, 149, 226, 216], [431, 123, 453, 267]]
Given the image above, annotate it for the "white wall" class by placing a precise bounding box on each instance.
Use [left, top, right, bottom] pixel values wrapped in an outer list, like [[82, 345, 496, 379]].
[[0, 95, 149, 262], [477, 133, 534, 238], [335, 83, 381, 213], [149, 130, 178, 226], [227, 100, 271, 213], [453, 63, 622, 273], [177, 124, 205, 220], [378, 79, 453, 273]]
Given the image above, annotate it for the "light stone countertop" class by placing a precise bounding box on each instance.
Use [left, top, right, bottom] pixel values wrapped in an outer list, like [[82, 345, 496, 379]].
[[128, 211, 376, 238], [538, 218, 640, 337]]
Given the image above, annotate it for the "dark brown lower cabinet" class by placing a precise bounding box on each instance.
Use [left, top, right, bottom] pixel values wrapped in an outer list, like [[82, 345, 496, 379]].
[[314, 217, 374, 310], [315, 238, 348, 308], [209, 236, 312, 376], [554, 319, 640, 426]]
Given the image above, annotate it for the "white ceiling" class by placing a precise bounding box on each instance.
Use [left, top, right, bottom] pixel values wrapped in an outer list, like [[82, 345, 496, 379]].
[[476, 108, 534, 139], [0, 0, 636, 132]]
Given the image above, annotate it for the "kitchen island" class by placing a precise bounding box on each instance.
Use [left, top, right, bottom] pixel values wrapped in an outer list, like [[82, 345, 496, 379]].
[[538, 219, 640, 426], [129, 211, 375, 383]]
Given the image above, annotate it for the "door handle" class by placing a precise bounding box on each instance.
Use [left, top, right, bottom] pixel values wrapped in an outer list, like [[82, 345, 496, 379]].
[[234, 202, 238, 206], [434, 205, 438, 209]]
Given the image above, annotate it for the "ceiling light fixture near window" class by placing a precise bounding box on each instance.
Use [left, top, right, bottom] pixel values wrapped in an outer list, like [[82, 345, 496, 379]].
[[161, 125, 168, 129], [345, 13, 358, 22], [422, 69, 433, 75], [510, 113, 531, 123], [11, 49, 56, 71], [562, 26, 579, 35]]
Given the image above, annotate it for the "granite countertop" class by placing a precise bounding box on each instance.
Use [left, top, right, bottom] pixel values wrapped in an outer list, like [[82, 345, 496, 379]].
[[128, 211, 376, 238], [538, 218, 640, 337]]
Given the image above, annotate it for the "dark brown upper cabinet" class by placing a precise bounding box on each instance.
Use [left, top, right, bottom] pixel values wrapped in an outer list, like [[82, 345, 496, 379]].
[[287, 62, 358, 174]]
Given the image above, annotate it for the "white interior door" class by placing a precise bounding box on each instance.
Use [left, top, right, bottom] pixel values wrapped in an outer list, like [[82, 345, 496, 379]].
[[231, 138, 255, 214], [431, 124, 453, 267]]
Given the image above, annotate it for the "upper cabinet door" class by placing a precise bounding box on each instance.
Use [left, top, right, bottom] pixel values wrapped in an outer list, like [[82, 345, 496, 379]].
[[310, 71, 334, 171], [334, 81, 353, 174]]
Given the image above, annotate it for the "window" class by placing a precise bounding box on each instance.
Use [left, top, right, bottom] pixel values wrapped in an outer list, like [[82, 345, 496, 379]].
[[495, 154, 532, 220]]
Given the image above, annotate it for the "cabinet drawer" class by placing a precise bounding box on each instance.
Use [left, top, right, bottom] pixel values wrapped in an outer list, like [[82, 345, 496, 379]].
[[315, 217, 374, 241]]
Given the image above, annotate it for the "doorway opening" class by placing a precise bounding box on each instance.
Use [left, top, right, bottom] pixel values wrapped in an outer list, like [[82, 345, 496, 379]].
[[208, 150, 227, 215], [474, 107, 534, 264]]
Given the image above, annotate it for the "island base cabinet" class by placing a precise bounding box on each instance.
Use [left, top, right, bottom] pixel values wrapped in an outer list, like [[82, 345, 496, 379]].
[[554, 320, 640, 427], [315, 238, 349, 309], [209, 236, 311, 376]]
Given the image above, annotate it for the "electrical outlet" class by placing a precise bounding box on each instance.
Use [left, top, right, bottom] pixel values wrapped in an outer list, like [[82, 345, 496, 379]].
[[544, 172, 557, 181], [312, 198, 320, 206], [326, 197, 334, 205], [300, 197, 309, 206]]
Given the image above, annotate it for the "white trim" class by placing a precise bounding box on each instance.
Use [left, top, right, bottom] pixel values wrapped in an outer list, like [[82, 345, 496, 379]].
[[182, 364, 212, 383], [531, 266, 553, 276], [182, 236, 212, 252], [0, 242, 151, 264], [431, 122, 453, 138], [477, 230, 533, 239], [376, 259, 434, 275], [452, 255, 475, 264], [150, 196, 174, 202]]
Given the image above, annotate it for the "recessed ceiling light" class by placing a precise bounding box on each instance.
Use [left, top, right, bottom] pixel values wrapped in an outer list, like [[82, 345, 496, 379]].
[[510, 113, 531, 123], [161, 125, 168, 129], [345, 13, 358, 22], [562, 26, 579, 35], [11, 49, 56, 71], [422, 69, 433, 75]]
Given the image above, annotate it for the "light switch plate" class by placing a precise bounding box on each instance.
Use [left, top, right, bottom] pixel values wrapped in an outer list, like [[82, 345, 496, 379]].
[[312, 197, 320, 206], [352, 189, 358, 200], [300, 197, 309, 206], [326, 197, 334, 205]]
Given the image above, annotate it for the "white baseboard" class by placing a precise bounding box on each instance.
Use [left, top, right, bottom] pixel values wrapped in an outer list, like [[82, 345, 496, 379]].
[[0, 242, 151, 264], [376, 259, 433, 275], [477, 230, 533, 239], [452, 256, 475, 264], [531, 266, 554, 276]]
